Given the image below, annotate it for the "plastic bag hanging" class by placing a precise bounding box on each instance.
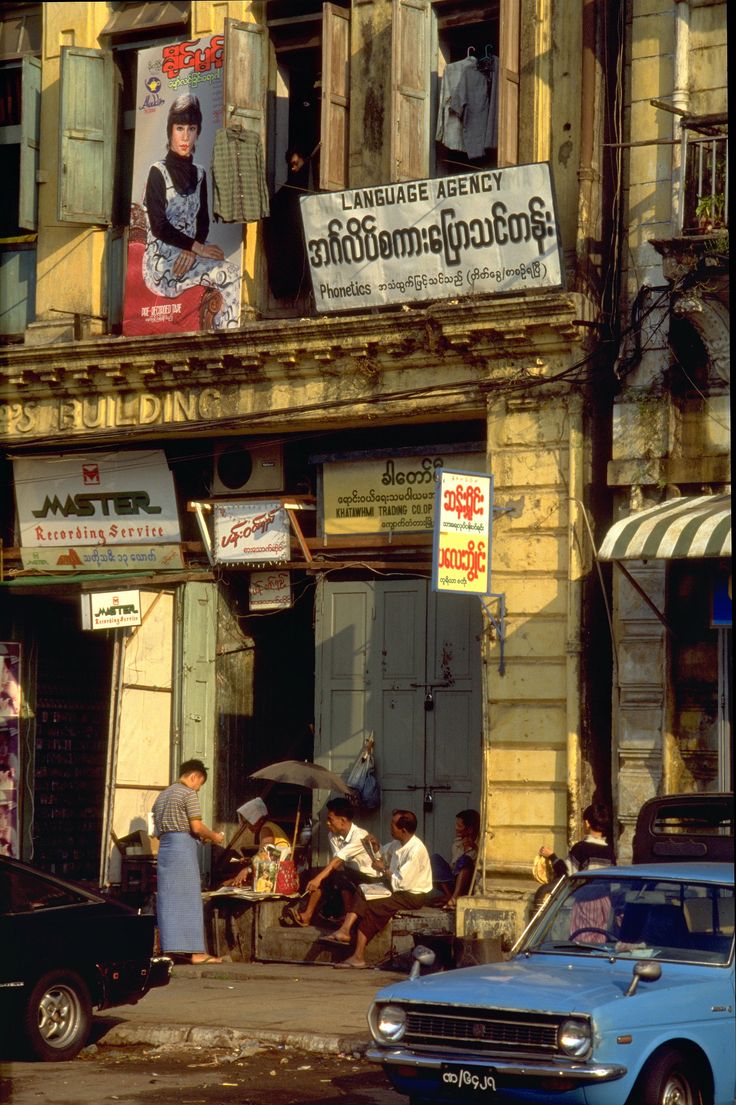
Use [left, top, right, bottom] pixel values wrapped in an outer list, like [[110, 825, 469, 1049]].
[[345, 733, 381, 811]]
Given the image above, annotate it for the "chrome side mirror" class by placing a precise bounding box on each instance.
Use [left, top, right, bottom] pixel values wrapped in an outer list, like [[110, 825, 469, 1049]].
[[625, 960, 662, 996], [409, 944, 436, 980]]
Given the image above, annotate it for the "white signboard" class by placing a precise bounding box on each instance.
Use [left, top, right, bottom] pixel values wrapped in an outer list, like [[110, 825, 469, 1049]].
[[432, 470, 493, 596], [300, 162, 563, 313], [13, 451, 181, 548], [81, 590, 143, 631], [213, 501, 290, 563], [249, 570, 292, 611]]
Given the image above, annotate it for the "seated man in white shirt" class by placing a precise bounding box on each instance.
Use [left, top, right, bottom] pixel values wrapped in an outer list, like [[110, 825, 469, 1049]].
[[331, 808, 433, 968], [282, 796, 381, 927]]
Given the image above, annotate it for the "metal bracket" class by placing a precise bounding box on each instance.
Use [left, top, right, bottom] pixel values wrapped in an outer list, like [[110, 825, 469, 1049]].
[[479, 592, 506, 675]]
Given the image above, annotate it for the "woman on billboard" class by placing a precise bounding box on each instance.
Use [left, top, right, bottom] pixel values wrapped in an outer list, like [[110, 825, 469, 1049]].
[[142, 94, 240, 329]]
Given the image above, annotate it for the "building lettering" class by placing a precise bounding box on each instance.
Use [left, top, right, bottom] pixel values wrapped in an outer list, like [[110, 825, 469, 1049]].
[[0, 388, 223, 438]]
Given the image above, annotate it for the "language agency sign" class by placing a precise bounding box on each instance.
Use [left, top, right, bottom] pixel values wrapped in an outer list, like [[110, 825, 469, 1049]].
[[300, 162, 563, 313], [432, 470, 493, 596], [81, 590, 143, 631], [12, 451, 181, 549]]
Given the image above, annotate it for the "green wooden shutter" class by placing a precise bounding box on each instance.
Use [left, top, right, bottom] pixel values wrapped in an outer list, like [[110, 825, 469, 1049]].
[[19, 55, 41, 230], [390, 0, 431, 182], [177, 582, 217, 826], [58, 47, 115, 225], [498, 0, 520, 167]]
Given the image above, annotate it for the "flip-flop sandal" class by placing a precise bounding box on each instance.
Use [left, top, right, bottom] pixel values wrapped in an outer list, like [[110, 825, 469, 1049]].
[[284, 904, 309, 927], [319, 933, 351, 944], [333, 960, 368, 969]]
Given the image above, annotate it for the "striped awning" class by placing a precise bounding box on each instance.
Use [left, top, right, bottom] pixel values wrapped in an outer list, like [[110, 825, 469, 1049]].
[[598, 494, 731, 561]]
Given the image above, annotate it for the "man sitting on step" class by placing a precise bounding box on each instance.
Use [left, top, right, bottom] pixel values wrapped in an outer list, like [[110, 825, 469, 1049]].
[[282, 796, 383, 927]]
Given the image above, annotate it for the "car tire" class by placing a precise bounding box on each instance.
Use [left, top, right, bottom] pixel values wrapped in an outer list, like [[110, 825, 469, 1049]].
[[627, 1047, 707, 1105], [22, 969, 93, 1062]]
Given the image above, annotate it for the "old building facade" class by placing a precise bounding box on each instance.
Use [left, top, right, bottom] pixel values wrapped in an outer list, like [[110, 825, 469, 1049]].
[[0, 1, 728, 932]]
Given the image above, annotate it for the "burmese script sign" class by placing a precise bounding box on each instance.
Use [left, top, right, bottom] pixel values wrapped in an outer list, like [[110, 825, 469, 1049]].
[[13, 451, 181, 549], [322, 451, 485, 536], [20, 545, 184, 573], [213, 501, 290, 563], [432, 470, 493, 596], [300, 162, 563, 313], [249, 570, 292, 611]]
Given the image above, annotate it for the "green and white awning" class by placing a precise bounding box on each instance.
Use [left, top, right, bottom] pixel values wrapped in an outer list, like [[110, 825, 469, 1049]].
[[598, 494, 731, 561]]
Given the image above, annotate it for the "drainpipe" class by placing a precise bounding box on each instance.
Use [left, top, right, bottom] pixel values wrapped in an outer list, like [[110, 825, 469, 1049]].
[[576, 0, 597, 288], [671, 1, 690, 232], [566, 396, 584, 844]]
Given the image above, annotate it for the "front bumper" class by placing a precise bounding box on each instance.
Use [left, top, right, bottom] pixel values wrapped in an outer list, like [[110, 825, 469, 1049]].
[[367, 1045, 627, 1085]]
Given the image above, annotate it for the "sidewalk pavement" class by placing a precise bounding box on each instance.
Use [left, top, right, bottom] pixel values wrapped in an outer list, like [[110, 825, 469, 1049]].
[[93, 960, 407, 1057]]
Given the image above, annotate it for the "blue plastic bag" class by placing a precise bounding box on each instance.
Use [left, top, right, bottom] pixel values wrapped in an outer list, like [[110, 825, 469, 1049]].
[[345, 734, 381, 811]]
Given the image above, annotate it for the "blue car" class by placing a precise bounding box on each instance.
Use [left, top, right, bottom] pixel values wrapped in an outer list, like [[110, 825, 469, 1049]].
[[368, 863, 734, 1105]]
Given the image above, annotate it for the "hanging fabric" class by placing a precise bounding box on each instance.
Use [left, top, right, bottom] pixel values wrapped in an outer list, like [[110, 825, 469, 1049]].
[[449, 53, 499, 160], [435, 56, 477, 153], [210, 125, 270, 223]]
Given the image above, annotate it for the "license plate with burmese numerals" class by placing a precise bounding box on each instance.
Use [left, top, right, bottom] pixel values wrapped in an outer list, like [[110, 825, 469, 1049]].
[[440, 1063, 498, 1096]]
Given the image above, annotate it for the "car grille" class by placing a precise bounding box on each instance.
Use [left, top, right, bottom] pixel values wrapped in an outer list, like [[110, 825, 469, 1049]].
[[402, 1005, 564, 1054]]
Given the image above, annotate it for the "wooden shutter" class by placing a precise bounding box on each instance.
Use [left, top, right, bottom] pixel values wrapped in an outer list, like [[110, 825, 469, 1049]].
[[58, 47, 115, 225], [498, 0, 520, 167], [224, 18, 266, 140], [390, 0, 431, 182], [320, 2, 350, 191], [18, 55, 41, 230]]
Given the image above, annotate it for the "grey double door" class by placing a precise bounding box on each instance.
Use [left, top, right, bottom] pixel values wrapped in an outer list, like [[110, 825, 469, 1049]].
[[314, 578, 482, 857]]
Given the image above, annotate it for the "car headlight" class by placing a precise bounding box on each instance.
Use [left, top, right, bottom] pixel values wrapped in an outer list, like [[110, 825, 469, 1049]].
[[374, 1003, 407, 1042], [558, 1018, 591, 1058]]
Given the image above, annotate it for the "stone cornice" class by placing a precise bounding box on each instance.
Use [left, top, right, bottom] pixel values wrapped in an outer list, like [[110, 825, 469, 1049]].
[[1, 293, 581, 396]]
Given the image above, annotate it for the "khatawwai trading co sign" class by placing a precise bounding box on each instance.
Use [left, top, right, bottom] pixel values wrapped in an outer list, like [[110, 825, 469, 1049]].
[[299, 161, 563, 313]]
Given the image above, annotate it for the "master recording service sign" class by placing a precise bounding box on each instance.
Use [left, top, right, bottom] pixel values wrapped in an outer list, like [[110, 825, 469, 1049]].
[[299, 161, 563, 313]]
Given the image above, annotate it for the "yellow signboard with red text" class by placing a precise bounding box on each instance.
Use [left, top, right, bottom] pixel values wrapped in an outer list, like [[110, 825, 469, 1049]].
[[432, 470, 493, 595]]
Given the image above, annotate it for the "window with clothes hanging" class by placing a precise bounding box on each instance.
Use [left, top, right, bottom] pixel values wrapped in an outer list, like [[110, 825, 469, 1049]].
[[391, 0, 519, 183], [0, 3, 41, 338]]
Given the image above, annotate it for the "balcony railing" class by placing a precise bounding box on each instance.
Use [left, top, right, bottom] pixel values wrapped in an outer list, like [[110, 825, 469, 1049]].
[[681, 119, 728, 234]]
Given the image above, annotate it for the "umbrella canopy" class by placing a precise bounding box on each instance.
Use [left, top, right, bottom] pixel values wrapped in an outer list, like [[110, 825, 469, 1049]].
[[249, 759, 354, 796]]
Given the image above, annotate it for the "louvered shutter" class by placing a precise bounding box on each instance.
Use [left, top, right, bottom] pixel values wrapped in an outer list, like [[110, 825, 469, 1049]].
[[498, 0, 520, 167], [224, 18, 266, 140], [58, 47, 115, 224], [319, 3, 350, 190], [19, 55, 41, 230], [390, 0, 431, 182]]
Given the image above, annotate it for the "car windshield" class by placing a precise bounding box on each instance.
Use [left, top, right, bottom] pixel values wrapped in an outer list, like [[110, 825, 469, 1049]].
[[524, 875, 734, 966]]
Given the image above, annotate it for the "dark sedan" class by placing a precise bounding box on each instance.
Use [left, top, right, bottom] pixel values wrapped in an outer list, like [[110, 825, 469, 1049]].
[[1, 855, 171, 1060]]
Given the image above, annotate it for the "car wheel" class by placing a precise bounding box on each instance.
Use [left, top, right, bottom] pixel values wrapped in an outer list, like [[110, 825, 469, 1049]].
[[22, 969, 93, 1061], [628, 1047, 707, 1105]]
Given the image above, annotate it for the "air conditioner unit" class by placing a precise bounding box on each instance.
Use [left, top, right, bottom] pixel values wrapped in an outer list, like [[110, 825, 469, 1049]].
[[212, 441, 284, 496]]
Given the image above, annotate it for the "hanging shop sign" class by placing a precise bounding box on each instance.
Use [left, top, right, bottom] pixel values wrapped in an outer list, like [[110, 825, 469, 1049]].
[[249, 570, 292, 611], [432, 470, 493, 596], [81, 590, 143, 631], [213, 501, 290, 563], [12, 450, 181, 551], [0, 642, 21, 858], [300, 162, 563, 313], [322, 451, 485, 536], [121, 34, 243, 337]]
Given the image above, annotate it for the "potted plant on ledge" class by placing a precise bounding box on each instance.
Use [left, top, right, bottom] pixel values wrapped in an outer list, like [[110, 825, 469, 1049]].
[[695, 192, 725, 233]]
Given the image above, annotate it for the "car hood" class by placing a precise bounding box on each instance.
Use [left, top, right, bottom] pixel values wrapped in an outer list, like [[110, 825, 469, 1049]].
[[372, 956, 729, 1029]]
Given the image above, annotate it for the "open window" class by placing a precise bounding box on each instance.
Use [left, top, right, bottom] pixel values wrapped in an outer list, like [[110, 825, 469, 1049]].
[[391, 0, 519, 183]]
